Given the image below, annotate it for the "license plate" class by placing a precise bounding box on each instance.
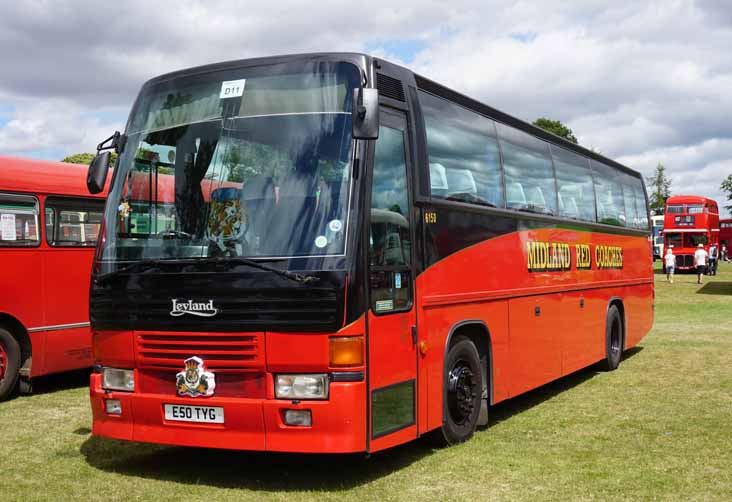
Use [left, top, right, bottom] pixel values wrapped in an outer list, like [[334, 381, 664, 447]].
[[164, 404, 224, 424]]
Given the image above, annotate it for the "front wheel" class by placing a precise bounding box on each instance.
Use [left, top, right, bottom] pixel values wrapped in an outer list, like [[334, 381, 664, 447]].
[[432, 337, 483, 446], [601, 305, 623, 371], [0, 328, 21, 401]]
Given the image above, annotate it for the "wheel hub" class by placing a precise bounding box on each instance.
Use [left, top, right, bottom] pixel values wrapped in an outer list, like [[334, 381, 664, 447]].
[[447, 363, 477, 425], [0, 342, 7, 381]]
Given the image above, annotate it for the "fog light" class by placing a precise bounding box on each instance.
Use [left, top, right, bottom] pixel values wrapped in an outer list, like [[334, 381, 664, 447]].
[[102, 367, 135, 392], [284, 409, 312, 426], [105, 399, 122, 415]]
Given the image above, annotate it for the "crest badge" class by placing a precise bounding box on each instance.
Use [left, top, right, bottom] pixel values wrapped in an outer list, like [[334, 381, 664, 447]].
[[176, 356, 216, 397]]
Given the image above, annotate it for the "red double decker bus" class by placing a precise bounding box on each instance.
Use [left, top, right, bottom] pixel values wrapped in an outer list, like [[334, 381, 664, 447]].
[[663, 196, 719, 271], [87, 53, 653, 452], [720, 219, 732, 254], [0, 157, 108, 400]]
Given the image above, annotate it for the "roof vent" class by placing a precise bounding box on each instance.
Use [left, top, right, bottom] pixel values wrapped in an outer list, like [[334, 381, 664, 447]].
[[376, 73, 405, 102]]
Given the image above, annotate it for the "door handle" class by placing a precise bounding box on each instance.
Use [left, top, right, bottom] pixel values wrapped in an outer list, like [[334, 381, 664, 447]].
[[411, 325, 417, 345]]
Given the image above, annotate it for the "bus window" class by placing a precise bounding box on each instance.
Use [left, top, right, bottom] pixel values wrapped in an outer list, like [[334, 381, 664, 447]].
[[666, 205, 683, 214], [665, 232, 682, 248], [632, 183, 649, 230], [619, 174, 640, 229], [369, 124, 411, 312], [551, 145, 596, 222], [45, 197, 105, 246], [498, 124, 557, 216], [0, 193, 39, 246], [687, 205, 704, 214], [419, 90, 503, 208], [686, 233, 708, 247], [591, 161, 625, 226]]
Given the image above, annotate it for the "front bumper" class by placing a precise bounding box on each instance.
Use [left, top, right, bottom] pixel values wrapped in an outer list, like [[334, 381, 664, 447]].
[[90, 373, 367, 453]]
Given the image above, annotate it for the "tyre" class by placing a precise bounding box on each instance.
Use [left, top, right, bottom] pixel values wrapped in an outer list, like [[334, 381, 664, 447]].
[[601, 305, 623, 371], [432, 336, 483, 446], [0, 328, 21, 401]]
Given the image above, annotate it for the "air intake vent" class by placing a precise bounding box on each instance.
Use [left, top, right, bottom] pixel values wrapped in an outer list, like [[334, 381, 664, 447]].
[[377, 73, 405, 102]]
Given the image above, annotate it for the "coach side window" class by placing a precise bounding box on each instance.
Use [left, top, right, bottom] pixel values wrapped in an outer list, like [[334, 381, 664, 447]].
[[0, 193, 40, 247], [620, 174, 640, 229], [551, 146, 596, 222], [45, 196, 105, 246], [591, 161, 626, 226], [618, 173, 649, 229], [498, 124, 557, 215], [419, 91, 504, 208]]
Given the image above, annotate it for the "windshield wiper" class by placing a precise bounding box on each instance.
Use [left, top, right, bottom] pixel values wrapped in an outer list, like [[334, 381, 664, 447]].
[[95, 256, 320, 286], [195, 257, 320, 285], [95, 258, 178, 284]]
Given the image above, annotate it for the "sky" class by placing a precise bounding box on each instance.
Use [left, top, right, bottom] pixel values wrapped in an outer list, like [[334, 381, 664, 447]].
[[0, 0, 730, 215]]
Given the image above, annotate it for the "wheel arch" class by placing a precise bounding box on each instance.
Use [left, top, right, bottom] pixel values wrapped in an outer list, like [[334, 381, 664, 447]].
[[443, 320, 494, 422], [606, 297, 626, 350], [0, 313, 33, 373]]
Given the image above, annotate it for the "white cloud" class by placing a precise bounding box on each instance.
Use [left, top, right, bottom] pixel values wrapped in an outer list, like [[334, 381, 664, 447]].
[[0, 0, 731, 214]]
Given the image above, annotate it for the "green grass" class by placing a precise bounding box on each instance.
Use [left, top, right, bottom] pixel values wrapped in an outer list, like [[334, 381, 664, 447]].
[[2, 262, 732, 501]]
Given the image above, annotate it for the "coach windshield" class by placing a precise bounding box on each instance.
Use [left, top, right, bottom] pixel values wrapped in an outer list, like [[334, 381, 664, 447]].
[[100, 61, 360, 263]]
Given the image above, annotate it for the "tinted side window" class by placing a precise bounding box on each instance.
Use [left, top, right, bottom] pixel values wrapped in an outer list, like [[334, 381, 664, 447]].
[[498, 124, 557, 215], [0, 193, 40, 247], [633, 184, 649, 230], [420, 91, 503, 208], [551, 146, 596, 222], [45, 197, 105, 246], [591, 161, 625, 226]]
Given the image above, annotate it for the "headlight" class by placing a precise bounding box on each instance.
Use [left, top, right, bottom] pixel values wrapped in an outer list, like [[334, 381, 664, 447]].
[[102, 367, 135, 392], [275, 374, 328, 400]]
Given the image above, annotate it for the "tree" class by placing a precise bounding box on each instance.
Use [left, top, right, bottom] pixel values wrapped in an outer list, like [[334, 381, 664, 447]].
[[721, 174, 732, 212], [62, 152, 118, 165], [646, 162, 672, 214], [532, 117, 578, 144]]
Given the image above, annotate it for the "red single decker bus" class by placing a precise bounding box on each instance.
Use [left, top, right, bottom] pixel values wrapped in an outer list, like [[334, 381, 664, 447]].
[[663, 195, 719, 271], [0, 157, 109, 400], [87, 53, 654, 453]]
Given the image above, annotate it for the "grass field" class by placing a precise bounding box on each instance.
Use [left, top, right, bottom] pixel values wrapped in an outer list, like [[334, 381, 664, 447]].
[[2, 262, 731, 501]]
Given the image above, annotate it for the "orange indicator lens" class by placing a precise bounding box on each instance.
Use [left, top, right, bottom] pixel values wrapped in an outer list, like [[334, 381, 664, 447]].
[[329, 336, 364, 367]]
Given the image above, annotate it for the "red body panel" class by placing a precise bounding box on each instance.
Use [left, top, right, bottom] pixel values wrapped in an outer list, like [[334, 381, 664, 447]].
[[415, 228, 653, 434], [0, 156, 108, 378]]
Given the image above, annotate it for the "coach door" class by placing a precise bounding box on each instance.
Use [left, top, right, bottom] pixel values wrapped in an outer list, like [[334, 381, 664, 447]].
[[366, 108, 419, 450]]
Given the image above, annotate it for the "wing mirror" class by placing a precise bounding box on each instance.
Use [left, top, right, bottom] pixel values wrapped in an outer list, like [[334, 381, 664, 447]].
[[87, 152, 110, 194], [87, 131, 124, 194], [352, 87, 379, 140]]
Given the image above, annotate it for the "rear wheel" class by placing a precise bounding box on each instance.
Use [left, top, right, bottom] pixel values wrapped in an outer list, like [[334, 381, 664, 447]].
[[601, 305, 623, 371], [0, 328, 21, 401], [432, 337, 483, 446]]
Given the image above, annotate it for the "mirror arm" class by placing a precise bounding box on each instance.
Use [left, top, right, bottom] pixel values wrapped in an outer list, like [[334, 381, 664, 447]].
[[96, 131, 126, 154]]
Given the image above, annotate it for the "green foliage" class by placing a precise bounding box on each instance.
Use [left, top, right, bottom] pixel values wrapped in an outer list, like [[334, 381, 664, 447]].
[[646, 163, 672, 214], [720, 174, 732, 212], [62, 152, 118, 165], [532, 117, 578, 144]]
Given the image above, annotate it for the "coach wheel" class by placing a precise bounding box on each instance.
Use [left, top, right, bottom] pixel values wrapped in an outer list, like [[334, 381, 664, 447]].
[[601, 305, 623, 371], [0, 328, 21, 401], [435, 337, 483, 446]]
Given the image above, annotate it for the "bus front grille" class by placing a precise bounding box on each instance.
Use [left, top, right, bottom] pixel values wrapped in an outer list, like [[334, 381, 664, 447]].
[[135, 332, 263, 371]]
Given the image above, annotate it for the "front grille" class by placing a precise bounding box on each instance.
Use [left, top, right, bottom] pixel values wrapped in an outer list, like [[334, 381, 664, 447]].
[[676, 255, 694, 267], [90, 270, 345, 332], [136, 332, 263, 371]]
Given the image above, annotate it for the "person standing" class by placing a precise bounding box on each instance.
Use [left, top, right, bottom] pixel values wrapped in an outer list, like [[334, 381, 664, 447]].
[[664, 246, 676, 283], [722, 243, 728, 263], [708, 242, 718, 276], [694, 243, 708, 285]]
